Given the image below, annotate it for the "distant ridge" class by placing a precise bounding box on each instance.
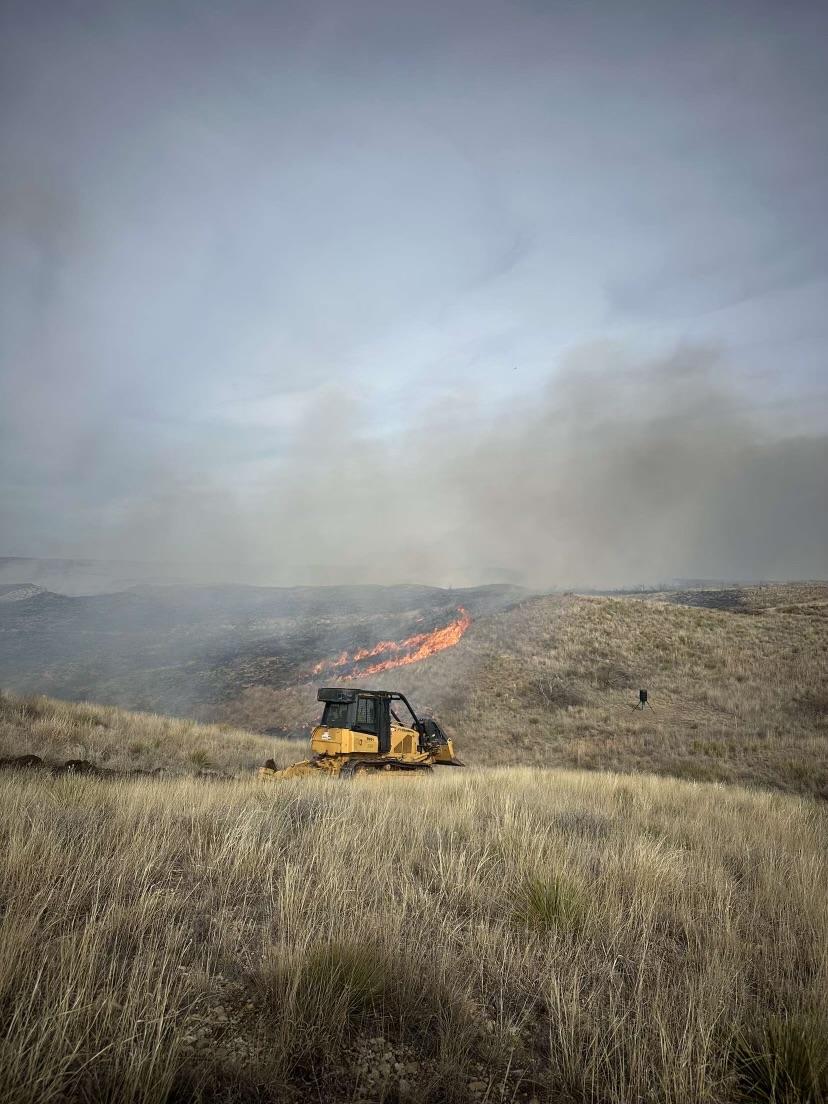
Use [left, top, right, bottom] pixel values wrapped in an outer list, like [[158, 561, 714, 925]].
[[0, 584, 47, 603]]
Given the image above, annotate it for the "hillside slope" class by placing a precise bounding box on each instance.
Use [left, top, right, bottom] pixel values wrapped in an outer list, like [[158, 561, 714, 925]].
[[395, 586, 828, 796], [0, 581, 522, 723], [0, 692, 299, 776], [231, 584, 828, 797], [2, 582, 825, 796]]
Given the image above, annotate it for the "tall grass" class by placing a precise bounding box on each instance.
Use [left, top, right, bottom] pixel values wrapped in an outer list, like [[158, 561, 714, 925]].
[[381, 589, 828, 799], [0, 767, 825, 1103], [0, 691, 296, 774]]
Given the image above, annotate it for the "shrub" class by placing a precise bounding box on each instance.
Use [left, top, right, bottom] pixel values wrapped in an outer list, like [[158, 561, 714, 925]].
[[188, 748, 214, 769], [594, 662, 635, 690], [525, 678, 583, 710]]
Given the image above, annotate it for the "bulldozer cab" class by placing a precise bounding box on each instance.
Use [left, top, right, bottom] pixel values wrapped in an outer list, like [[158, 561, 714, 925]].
[[318, 687, 420, 754]]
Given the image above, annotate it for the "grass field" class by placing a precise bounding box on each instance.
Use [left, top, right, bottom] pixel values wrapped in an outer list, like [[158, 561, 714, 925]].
[[0, 765, 825, 1103], [1, 584, 826, 1102]]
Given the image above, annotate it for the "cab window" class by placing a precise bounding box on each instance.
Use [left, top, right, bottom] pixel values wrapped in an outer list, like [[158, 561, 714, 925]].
[[321, 701, 350, 728], [354, 696, 377, 733]]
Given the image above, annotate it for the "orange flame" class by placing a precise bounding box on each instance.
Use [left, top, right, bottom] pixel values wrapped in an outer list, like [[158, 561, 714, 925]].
[[312, 650, 348, 675], [312, 607, 471, 678]]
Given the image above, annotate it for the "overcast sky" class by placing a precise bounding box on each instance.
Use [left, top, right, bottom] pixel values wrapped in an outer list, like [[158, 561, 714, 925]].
[[1, 0, 826, 586]]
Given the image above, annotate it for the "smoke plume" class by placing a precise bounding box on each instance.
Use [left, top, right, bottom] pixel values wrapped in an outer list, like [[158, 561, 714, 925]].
[[92, 343, 828, 589]]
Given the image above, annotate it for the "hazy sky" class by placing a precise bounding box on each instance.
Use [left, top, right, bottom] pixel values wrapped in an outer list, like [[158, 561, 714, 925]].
[[2, 0, 826, 586]]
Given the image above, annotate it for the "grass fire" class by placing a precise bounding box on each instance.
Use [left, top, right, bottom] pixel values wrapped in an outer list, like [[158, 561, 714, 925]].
[[312, 606, 472, 678]]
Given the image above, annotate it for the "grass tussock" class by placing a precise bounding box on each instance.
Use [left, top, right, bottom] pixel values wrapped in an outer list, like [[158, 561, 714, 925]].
[[732, 1013, 828, 1103], [0, 767, 825, 1103], [259, 940, 473, 1072], [514, 874, 587, 932]]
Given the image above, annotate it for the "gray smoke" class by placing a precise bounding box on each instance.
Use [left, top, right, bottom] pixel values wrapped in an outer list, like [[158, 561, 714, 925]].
[[88, 343, 828, 588], [2, 0, 827, 589]]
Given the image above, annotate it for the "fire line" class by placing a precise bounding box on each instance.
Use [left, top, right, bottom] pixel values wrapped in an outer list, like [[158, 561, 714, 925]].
[[312, 607, 471, 678]]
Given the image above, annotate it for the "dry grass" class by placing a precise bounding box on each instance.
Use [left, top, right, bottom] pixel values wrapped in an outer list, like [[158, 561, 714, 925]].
[[0, 691, 299, 775], [380, 588, 828, 798], [0, 765, 825, 1103]]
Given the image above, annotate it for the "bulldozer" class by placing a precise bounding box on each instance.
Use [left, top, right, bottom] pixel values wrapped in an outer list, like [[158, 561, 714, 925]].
[[259, 687, 463, 778]]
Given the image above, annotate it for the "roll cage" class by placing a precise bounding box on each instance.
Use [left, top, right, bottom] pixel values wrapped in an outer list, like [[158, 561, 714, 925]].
[[317, 687, 424, 754]]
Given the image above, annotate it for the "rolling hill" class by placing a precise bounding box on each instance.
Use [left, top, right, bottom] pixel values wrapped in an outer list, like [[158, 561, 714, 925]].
[[0, 581, 523, 730], [213, 582, 828, 798], [1, 580, 825, 796]]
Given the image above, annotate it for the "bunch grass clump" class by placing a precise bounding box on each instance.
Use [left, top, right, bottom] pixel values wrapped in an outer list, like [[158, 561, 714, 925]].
[[514, 873, 587, 932], [732, 1013, 828, 1103]]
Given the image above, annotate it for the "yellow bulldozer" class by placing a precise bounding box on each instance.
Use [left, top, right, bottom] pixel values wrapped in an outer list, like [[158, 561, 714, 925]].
[[259, 686, 463, 778]]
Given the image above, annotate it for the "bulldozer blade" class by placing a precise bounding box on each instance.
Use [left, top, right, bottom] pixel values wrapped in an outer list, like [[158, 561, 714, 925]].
[[257, 757, 344, 780]]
